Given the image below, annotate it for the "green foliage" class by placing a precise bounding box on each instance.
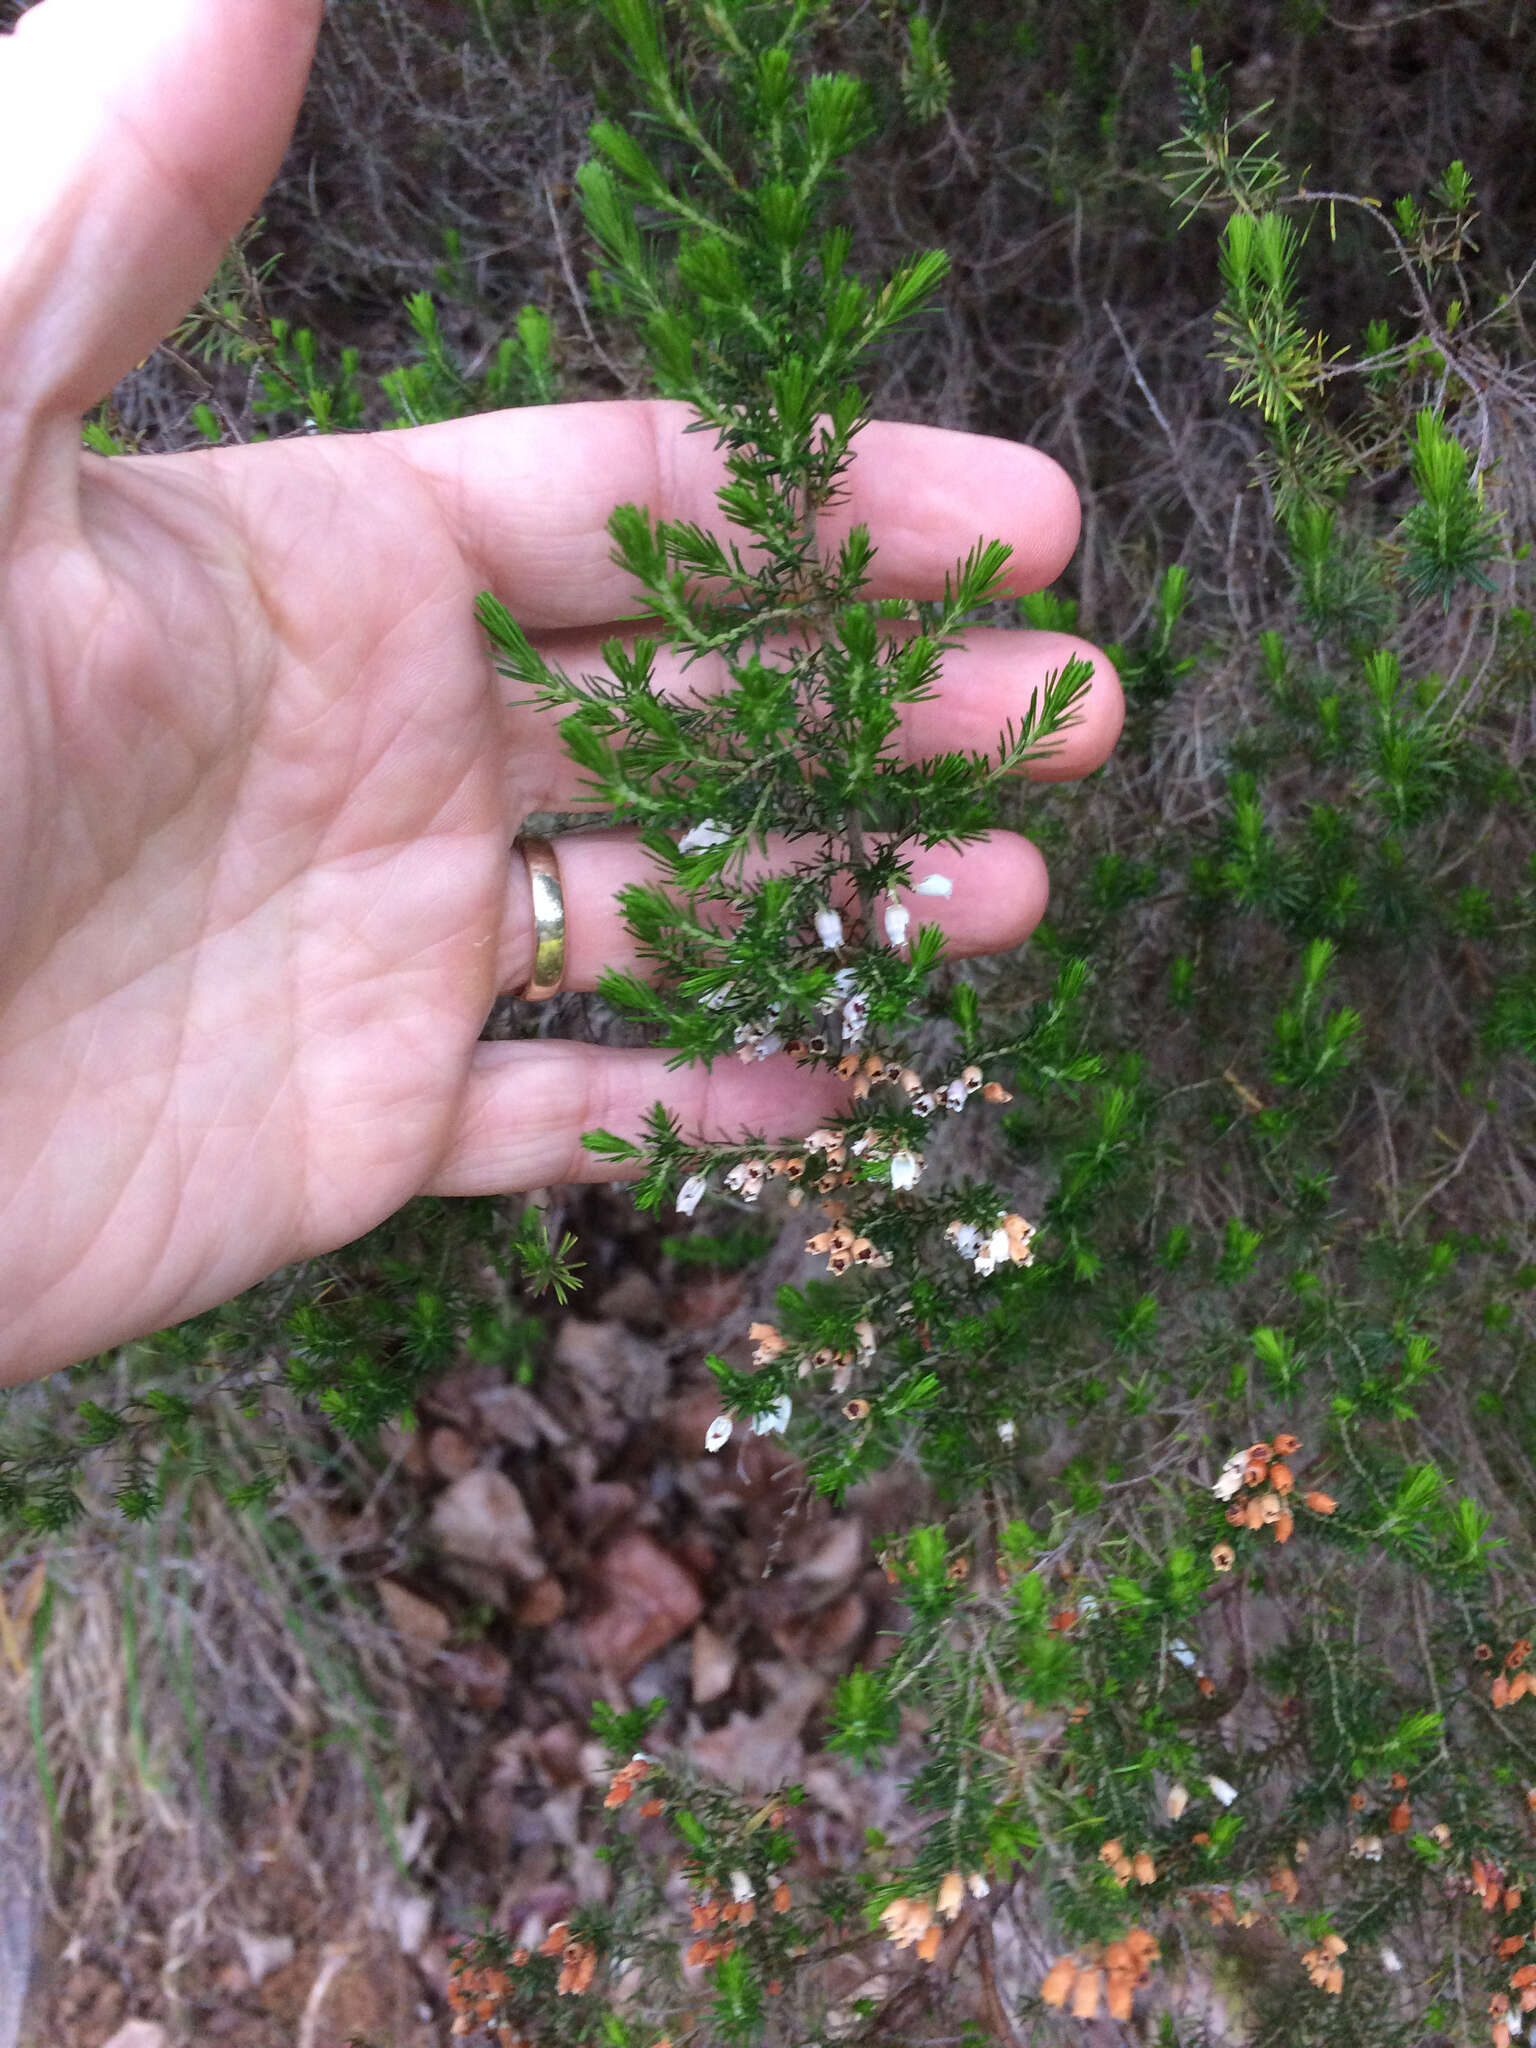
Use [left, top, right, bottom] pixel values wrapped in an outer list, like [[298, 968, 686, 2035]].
[[27, 6, 1536, 2046], [449, 8, 1536, 2045]]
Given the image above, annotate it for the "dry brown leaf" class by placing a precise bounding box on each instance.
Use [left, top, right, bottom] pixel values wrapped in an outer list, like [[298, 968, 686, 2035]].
[[429, 1469, 544, 1582], [581, 1534, 703, 1679]]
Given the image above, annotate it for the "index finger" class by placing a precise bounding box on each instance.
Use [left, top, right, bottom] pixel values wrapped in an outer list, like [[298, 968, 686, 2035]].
[[382, 399, 1082, 630]]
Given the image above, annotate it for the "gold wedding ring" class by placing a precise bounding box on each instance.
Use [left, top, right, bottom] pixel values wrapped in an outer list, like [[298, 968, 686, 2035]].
[[516, 834, 566, 1001]]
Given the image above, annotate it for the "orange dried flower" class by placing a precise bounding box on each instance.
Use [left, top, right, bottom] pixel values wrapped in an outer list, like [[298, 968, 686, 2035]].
[[1269, 1461, 1295, 1494], [1273, 1511, 1294, 1544], [1071, 1965, 1104, 2019], [639, 1797, 665, 1819], [1304, 1491, 1337, 1515], [1040, 1957, 1077, 2008], [1348, 1790, 1367, 1813], [1389, 1800, 1411, 1832], [557, 1940, 596, 1996], [1272, 1432, 1302, 1456]]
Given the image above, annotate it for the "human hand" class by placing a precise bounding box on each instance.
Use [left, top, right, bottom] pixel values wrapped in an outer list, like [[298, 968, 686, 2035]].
[[0, 0, 1122, 1385]]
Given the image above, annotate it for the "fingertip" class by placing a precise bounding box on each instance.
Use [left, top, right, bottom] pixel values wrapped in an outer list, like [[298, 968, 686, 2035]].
[[827, 424, 1083, 600], [1026, 633, 1125, 782], [1004, 448, 1082, 595], [982, 832, 1050, 951]]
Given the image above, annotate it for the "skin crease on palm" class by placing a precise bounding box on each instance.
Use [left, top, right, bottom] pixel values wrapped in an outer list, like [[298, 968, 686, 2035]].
[[0, 0, 1123, 1388]]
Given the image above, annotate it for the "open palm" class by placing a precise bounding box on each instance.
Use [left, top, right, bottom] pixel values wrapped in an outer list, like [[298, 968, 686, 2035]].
[[0, 0, 1121, 1385]]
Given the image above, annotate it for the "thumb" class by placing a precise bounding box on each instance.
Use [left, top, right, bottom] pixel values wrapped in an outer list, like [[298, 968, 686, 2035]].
[[0, 0, 322, 427]]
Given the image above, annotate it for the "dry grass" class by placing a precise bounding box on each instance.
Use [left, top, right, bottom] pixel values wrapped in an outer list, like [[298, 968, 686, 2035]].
[[0, 1382, 440, 2045]]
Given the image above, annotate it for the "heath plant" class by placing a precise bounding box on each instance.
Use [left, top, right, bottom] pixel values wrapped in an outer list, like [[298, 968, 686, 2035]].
[[449, 8, 1535, 2048], [2, 5, 1533, 2047]]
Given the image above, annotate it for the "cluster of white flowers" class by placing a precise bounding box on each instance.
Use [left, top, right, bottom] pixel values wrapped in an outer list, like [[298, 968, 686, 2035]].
[[945, 1211, 1036, 1276], [733, 1020, 784, 1062], [813, 877, 954, 961], [814, 906, 845, 950], [678, 818, 732, 855], [668, 1026, 1026, 1291], [889, 1147, 922, 1190], [724, 1158, 769, 1201], [751, 1393, 792, 1436], [1211, 1446, 1251, 1501], [704, 1392, 793, 1455]]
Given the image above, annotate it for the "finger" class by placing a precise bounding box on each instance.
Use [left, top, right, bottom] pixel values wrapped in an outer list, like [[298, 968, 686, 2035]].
[[424, 1039, 850, 1198], [0, 0, 322, 427], [390, 402, 1081, 629], [497, 827, 1050, 995], [505, 623, 1122, 812]]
